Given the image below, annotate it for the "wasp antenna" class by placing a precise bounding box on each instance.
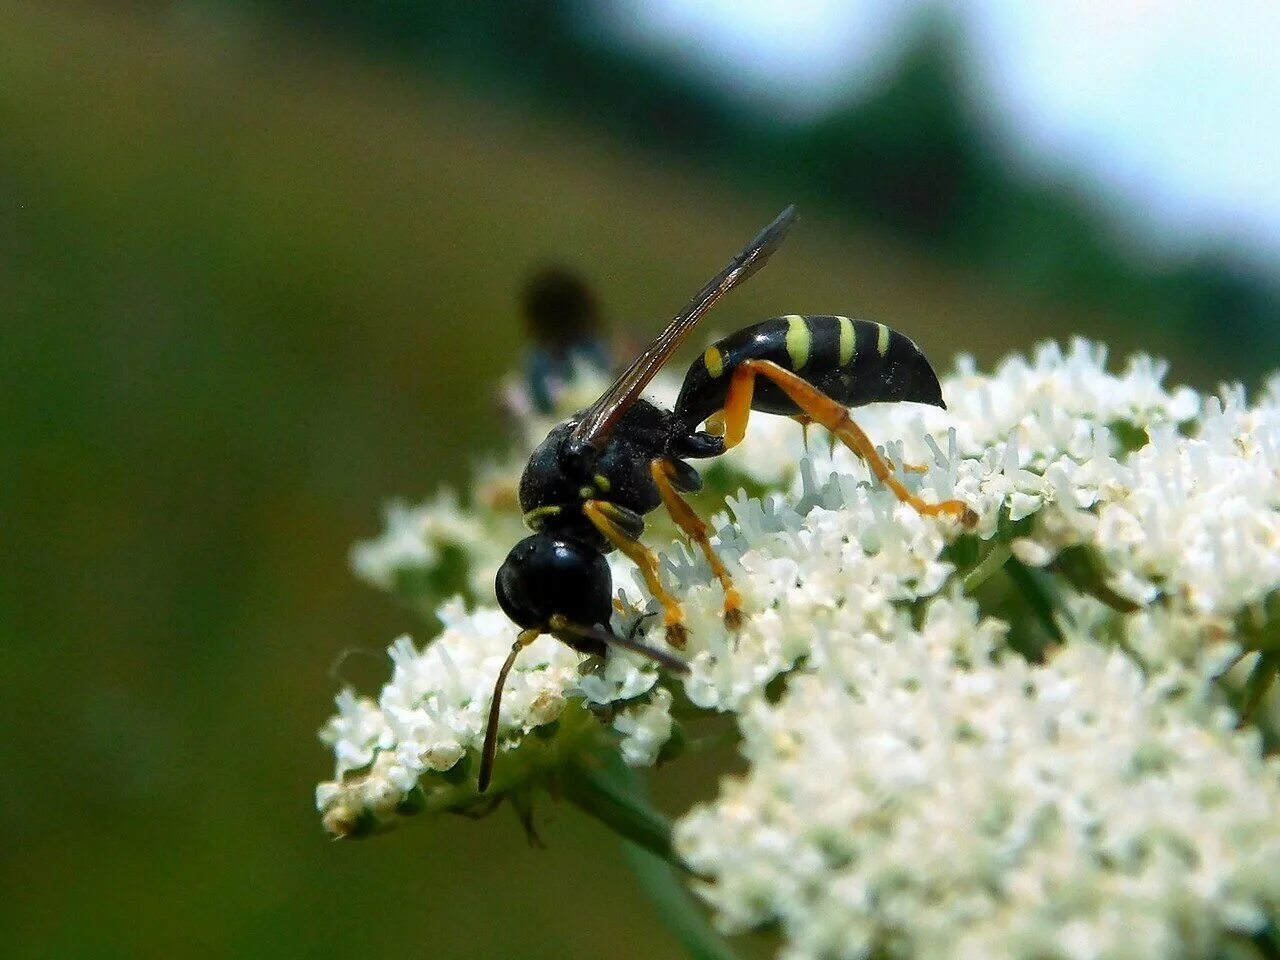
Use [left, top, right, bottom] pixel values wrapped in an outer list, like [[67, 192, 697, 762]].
[[479, 630, 540, 792], [326, 645, 381, 686], [578, 622, 690, 674]]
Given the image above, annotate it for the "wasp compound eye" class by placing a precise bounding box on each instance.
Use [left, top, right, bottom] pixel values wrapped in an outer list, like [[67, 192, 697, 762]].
[[495, 535, 613, 632]]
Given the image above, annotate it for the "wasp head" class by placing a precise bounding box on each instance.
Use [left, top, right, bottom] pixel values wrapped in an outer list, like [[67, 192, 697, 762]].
[[495, 534, 613, 643]]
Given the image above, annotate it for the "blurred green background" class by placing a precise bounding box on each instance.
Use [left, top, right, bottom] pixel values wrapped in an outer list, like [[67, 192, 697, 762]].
[[3, 2, 1277, 957]]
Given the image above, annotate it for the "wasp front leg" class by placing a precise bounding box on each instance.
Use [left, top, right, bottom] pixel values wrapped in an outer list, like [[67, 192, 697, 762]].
[[721, 359, 977, 526], [650, 458, 744, 630], [582, 500, 688, 647]]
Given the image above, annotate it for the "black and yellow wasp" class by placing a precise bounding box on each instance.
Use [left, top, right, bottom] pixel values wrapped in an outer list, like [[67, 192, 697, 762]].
[[482, 206, 975, 790]]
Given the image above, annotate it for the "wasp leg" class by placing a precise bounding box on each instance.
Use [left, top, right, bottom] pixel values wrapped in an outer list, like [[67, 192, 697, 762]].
[[720, 360, 756, 449], [650, 458, 744, 630], [724, 359, 977, 526], [790, 414, 840, 459], [583, 500, 688, 647], [479, 627, 542, 792], [883, 454, 930, 474], [788, 415, 820, 458], [509, 788, 545, 849]]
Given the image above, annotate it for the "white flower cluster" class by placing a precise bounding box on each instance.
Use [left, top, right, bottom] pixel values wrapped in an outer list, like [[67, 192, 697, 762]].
[[677, 601, 1280, 960], [349, 492, 485, 593], [803, 341, 1280, 674], [319, 339, 1280, 957], [316, 598, 623, 834]]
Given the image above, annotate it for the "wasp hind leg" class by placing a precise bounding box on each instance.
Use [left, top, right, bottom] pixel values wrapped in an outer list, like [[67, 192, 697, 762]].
[[650, 458, 744, 630], [883, 445, 930, 475], [719, 359, 977, 526], [583, 499, 689, 648]]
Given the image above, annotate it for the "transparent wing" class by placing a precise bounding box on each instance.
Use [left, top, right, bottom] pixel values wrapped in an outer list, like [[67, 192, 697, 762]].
[[567, 206, 798, 451]]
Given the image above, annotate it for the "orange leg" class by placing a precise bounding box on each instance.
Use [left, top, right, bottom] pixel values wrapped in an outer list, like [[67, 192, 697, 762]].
[[721, 359, 976, 526], [583, 500, 688, 647], [650, 458, 744, 629], [789, 415, 825, 458], [884, 448, 930, 474], [722, 361, 755, 448]]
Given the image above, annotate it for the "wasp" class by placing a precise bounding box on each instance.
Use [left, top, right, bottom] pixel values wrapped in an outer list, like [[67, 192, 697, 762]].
[[482, 206, 975, 790]]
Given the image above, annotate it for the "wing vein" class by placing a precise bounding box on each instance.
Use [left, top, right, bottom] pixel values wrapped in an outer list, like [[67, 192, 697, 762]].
[[567, 206, 798, 451]]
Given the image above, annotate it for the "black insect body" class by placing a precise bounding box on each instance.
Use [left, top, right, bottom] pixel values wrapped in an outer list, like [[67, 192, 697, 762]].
[[675, 314, 945, 428], [480, 207, 975, 791], [520, 267, 611, 414]]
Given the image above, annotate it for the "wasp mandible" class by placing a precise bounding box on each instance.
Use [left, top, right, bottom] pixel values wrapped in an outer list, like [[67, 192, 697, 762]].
[[483, 207, 975, 790]]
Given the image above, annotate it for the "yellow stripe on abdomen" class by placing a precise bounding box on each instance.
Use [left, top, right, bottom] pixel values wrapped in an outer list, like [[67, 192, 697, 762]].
[[703, 345, 725, 378], [876, 321, 891, 357], [837, 316, 856, 366], [784, 315, 811, 370]]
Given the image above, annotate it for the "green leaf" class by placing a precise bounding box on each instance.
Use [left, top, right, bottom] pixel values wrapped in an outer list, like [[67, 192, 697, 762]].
[[1237, 651, 1280, 729], [559, 756, 677, 866], [1051, 545, 1140, 613], [598, 754, 744, 960], [962, 541, 1012, 594], [622, 840, 743, 960]]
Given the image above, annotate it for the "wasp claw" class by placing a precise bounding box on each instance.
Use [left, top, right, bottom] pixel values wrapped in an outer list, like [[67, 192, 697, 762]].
[[665, 622, 689, 649], [937, 500, 979, 528]]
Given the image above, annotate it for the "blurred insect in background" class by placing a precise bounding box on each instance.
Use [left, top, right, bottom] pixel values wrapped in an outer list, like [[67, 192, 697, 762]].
[[481, 206, 976, 790], [520, 267, 612, 414]]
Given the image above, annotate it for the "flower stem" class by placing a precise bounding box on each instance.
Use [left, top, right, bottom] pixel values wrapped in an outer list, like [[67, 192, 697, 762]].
[[559, 755, 680, 869], [1005, 557, 1066, 655], [1237, 652, 1280, 730], [599, 756, 745, 960], [1050, 545, 1140, 613], [622, 839, 744, 960], [963, 542, 1012, 594]]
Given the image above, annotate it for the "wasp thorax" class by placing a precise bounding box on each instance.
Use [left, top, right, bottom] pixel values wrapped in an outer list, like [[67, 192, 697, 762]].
[[560, 436, 598, 478], [517, 420, 589, 513]]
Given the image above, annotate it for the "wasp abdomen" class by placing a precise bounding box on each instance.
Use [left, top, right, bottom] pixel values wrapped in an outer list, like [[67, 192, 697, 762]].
[[673, 315, 945, 428]]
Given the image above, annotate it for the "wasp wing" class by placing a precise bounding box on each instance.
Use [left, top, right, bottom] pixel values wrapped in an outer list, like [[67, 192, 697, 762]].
[[567, 205, 798, 452]]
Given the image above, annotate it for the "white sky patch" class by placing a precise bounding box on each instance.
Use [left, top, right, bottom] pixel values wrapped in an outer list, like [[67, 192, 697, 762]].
[[600, 0, 1280, 263], [601, 0, 917, 106]]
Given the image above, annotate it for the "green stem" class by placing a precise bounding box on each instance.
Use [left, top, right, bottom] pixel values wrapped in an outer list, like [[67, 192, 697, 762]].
[[1005, 557, 1065, 656], [1253, 922, 1280, 960], [1237, 652, 1280, 730], [962, 542, 1012, 594], [1050, 545, 1140, 613], [560, 757, 680, 869], [622, 840, 743, 960], [603, 756, 745, 960]]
